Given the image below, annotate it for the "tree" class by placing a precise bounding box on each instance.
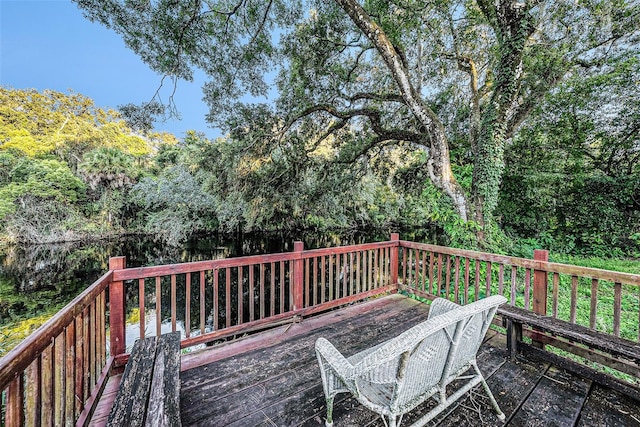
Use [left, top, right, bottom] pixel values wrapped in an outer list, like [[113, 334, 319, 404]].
[[73, 0, 640, 242]]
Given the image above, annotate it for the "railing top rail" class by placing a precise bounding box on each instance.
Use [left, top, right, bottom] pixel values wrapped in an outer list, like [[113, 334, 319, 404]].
[[113, 240, 400, 281], [0, 270, 113, 391], [400, 241, 640, 286]]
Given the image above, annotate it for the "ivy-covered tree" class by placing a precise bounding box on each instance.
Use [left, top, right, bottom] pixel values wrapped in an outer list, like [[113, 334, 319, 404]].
[[73, 0, 639, 243]]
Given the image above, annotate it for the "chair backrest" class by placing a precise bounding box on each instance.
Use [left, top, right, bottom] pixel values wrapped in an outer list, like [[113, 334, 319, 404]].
[[352, 295, 506, 412]]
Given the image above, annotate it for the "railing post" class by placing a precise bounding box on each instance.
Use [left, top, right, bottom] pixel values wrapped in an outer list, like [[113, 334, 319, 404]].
[[293, 242, 304, 312], [533, 250, 549, 315], [390, 233, 399, 287], [109, 256, 126, 358]]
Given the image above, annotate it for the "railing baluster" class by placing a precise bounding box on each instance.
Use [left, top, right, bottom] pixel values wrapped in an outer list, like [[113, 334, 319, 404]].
[[138, 278, 146, 339], [26, 358, 41, 426], [590, 278, 599, 329], [510, 266, 517, 306], [329, 255, 334, 301], [524, 269, 531, 310], [407, 249, 413, 288], [552, 273, 560, 318], [42, 344, 54, 426], [498, 264, 504, 297], [270, 263, 275, 317], [464, 258, 471, 304], [171, 275, 177, 332], [454, 257, 460, 303], [260, 264, 265, 319], [402, 248, 407, 286], [350, 252, 355, 296], [238, 267, 244, 325], [74, 315, 84, 416], [338, 253, 343, 297], [343, 253, 348, 296], [420, 251, 426, 292], [613, 282, 622, 337], [304, 258, 309, 309], [65, 322, 76, 424], [96, 292, 103, 373], [185, 272, 191, 338], [570, 275, 578, 323], [82, 307, 89, 402], [429, 253, 435, 295], [155, 277, 161, 337], [54, 333, 65, 427], [368, 250, 374, 292], [249, 266, 255, 322], [485, 261, 492, 297], [200, 271, 206, 334], [313, 257, 319, 306], [356, 252, 361, 295], [214, 270, 219, 331], [89, 300, 96, 387], [474, 260, 480, 302], [5, 373, 24, 427], [437, 253, 443, 296], [321, 256, 326, 303], [445, 255, 451, 299], [226, 268, 232, 328]]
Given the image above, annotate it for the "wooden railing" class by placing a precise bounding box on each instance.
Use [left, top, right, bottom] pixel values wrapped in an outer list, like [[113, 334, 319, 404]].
[[108, 239, 397, 358], [2, 234, 639, 426], [0, 270, 112, 427], [397, 241, 640, 382]]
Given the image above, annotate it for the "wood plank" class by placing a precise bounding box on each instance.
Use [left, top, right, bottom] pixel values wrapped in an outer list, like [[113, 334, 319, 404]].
[[181, 297, 432, 426], [88, 374, 121, 427], [432, 350, 549, 426], [180, 297, 427, 389], [145, 332, 181, 427], [107, 337, 157, 427], [577, 384, 640, 427], [508, 365, 591, 427], [180, 295, 420, 372]]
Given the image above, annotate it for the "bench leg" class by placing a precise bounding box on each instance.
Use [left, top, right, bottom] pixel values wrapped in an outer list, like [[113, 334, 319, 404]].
[[506, 319, 522, 361]]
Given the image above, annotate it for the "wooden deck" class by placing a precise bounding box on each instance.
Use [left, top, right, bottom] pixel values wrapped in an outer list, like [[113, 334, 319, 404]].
[[93, 294, 640, 426]]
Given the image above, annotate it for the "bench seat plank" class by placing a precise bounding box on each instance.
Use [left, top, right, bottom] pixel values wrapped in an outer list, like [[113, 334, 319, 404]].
[[145, 332, 182, 427], [107, 337, 157, 427], [498, 305, 640, 364]]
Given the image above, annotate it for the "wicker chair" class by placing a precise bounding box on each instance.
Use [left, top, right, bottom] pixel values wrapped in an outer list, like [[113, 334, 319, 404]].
[[315, 295, 507, 427]]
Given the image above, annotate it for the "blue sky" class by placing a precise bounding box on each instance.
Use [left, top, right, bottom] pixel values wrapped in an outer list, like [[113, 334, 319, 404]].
[[0, 0, 219, 139]]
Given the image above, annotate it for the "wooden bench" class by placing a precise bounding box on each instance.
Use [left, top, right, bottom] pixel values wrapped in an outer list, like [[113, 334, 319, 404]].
[[107, 332, 182, 427], [499, 305, 640, 400]]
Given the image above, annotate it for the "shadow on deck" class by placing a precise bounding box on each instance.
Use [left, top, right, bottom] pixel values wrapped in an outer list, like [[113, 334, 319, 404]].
[[96, 294, 640, 426]]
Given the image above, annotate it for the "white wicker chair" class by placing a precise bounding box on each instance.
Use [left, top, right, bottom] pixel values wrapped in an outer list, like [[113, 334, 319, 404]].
[[315, 295, 507, 427]]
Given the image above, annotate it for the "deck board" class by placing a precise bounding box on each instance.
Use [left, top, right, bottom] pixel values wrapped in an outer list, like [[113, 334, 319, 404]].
[[91, 294, 640, 426]]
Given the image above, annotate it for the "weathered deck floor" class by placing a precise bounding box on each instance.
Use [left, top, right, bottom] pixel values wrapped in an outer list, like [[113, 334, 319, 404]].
[[93, 294, 640, 426]]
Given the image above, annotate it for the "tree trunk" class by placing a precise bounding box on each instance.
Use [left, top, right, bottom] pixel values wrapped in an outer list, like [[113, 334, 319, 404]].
[[334, 0, 470, 221], [472, 1, 536, 231]]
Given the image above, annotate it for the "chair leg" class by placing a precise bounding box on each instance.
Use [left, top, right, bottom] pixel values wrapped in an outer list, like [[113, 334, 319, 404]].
[[325, 397, 334, 427], [384, 414, 398, 427], [475, 365, 506, 422]]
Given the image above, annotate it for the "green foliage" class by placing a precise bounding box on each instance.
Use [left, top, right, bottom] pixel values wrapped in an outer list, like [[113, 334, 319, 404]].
[[131, 165, 218, 245], [498, 52, 640, 256]]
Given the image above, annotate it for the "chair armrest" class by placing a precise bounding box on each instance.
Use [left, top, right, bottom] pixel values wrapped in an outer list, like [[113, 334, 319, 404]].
[[315, 338, 354, 380]]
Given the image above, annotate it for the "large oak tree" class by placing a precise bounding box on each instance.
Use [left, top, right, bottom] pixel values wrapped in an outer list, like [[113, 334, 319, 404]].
[[73, 0, 639, 240]]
